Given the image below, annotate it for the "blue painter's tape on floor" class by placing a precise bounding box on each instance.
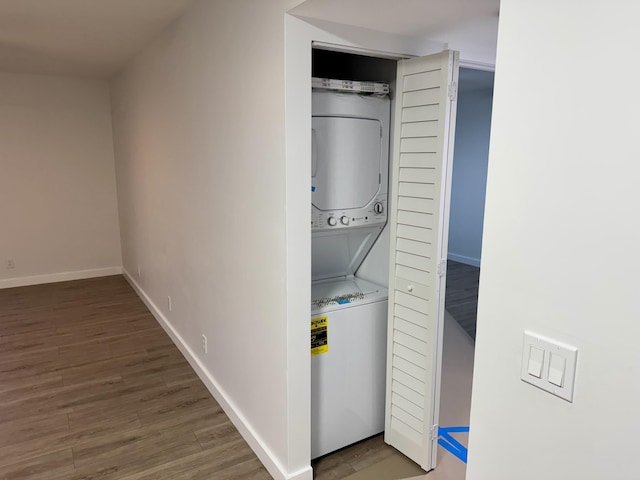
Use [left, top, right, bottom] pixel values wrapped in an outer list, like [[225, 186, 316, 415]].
[[438, 426, 469, 464]]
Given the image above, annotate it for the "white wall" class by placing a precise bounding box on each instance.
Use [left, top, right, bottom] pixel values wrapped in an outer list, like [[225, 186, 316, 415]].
[[467, 1, 640, 479], [0, 73, 122, 288], [429, 16, 498, 69], [110, 1, 307, 479]]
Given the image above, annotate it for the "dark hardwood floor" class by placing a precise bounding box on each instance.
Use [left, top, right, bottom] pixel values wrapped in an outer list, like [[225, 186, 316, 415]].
[[312, 434, 396, 479], [445, 261, 480, 340], [0, 275, 271, 480], [0, 271, 478, 480]]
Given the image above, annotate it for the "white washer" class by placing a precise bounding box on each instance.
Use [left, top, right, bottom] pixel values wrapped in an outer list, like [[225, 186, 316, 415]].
[[311, 85, 391, 459]]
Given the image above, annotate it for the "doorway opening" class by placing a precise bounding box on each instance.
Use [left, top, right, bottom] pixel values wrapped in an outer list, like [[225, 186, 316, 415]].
[[445, 67, 495, 341], [310, 47, 398, 474], [309, 47, 494, 480], [436, 66, 494, 478]]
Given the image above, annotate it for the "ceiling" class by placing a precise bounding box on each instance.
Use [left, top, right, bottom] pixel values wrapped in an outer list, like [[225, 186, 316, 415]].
[[290, 0, 500, 65], [290, 0, 499, 37], [0, 0, 193, 79], [0, 0, 500, 79]]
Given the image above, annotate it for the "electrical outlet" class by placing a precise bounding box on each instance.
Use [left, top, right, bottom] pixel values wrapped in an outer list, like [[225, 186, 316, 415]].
[[167, 296, 172, 312], [202, 334, 208, 354], [6, 258, 14, 269]]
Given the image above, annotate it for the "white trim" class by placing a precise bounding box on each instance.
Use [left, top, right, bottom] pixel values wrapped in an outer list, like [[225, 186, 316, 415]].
[[122, 269, 311, 480], [311, 40, 412, 60], [285, 466, 314, 480], [459, 59, 495, 72], [285, 15, 445, 475], [447, 253, 481, 268], [430, 50, 460, 468], [0, 266, 123, 289]]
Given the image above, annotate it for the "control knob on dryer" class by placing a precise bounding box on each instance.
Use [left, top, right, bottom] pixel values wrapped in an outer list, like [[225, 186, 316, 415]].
[[374, 202, 384, 214], [340, 216, 350, 226], [327, 217, 337, 227]]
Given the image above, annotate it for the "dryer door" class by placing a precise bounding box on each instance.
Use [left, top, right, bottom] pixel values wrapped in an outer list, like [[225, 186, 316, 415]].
[[312, 116, 381, 211]]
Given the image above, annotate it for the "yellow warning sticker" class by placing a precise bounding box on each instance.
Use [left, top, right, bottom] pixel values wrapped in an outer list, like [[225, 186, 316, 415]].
[[311, 316, 328, 356]]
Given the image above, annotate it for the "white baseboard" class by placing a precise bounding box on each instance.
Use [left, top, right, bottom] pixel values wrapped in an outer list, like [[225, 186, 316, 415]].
[[286, 466, 314, 480], [447, 253, 481, 268], [122, 269, 312, 480], [0, 266, 123, 290]]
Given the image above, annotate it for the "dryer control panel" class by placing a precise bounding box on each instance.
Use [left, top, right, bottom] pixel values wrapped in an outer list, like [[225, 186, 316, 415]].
[[312, 195, 387, 231]]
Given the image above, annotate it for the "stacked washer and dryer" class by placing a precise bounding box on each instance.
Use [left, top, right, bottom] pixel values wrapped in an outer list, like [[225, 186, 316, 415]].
[[310, 78, 391, 459]]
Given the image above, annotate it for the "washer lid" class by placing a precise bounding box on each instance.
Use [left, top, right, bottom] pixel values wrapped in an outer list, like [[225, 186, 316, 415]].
[[311, 225, 383, 281], [311, 277, 388, 313], [312, 116, 382, 211]]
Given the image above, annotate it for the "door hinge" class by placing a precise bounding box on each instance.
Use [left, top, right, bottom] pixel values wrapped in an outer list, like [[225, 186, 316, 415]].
[[448, 82, 458, 101], [430, 424, 439, 440], [437, 259, 447, 277]]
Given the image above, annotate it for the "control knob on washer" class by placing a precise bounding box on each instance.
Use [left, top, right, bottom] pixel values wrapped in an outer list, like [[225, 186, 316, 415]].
[[327, 217, 337, 226], [374, 202, 384, 214], [340, 216, 350, 226]]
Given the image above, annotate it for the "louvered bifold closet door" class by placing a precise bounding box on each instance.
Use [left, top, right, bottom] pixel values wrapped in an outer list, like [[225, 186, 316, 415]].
[[385, 50, 459, 471]]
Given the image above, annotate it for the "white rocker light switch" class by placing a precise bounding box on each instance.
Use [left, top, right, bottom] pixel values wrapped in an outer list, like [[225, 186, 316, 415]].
[[548, 353, 566, 387], [527, 346, 544, 378]]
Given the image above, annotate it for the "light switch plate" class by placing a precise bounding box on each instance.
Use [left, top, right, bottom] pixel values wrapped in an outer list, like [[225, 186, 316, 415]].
[[521, 331, 578, 402]]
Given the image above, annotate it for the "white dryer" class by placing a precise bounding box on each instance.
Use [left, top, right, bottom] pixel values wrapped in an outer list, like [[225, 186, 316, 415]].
[[310, 83, 391, 459]]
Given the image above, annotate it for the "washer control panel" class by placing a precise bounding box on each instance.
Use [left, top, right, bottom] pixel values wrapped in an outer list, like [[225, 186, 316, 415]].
[[312, 195, 387, 231]]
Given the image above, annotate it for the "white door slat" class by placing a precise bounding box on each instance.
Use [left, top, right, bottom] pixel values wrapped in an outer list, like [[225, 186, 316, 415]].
[[392, 368, 426, 395], [400, 137, 440, 154], [396, 224, 434, 245], [394, 290, 429, 313], [396, 251, 433, 274], [394, 276, 430, 301], [396, 237, 431, 258], [395, 261, 427, 280], [397, 196, 434, 214], [394, 314, 429, 343], [400, 152, 438, 168], [395, 265, 428, 290], [394, 328, 428, 355], [402, 88, 440, 108], [391, 404, 423, 433], [394, 342, 427, 370], [401, 122, 439, 139], [392, 354, 426, 383], [401, 105, 439, 123], [394, 317, 428, 343], [402, 56, 442, 75], [394, 346, 428, 377], [397, 182, 435, 199], [398, 167, 437, 185], [403, 69, 441, 90], [392, 391, 425, 421], [394, 308, 429, 333], [392, 379, 425, 408], [390, 416, 423, 445], [397, 210, 434, 229]]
